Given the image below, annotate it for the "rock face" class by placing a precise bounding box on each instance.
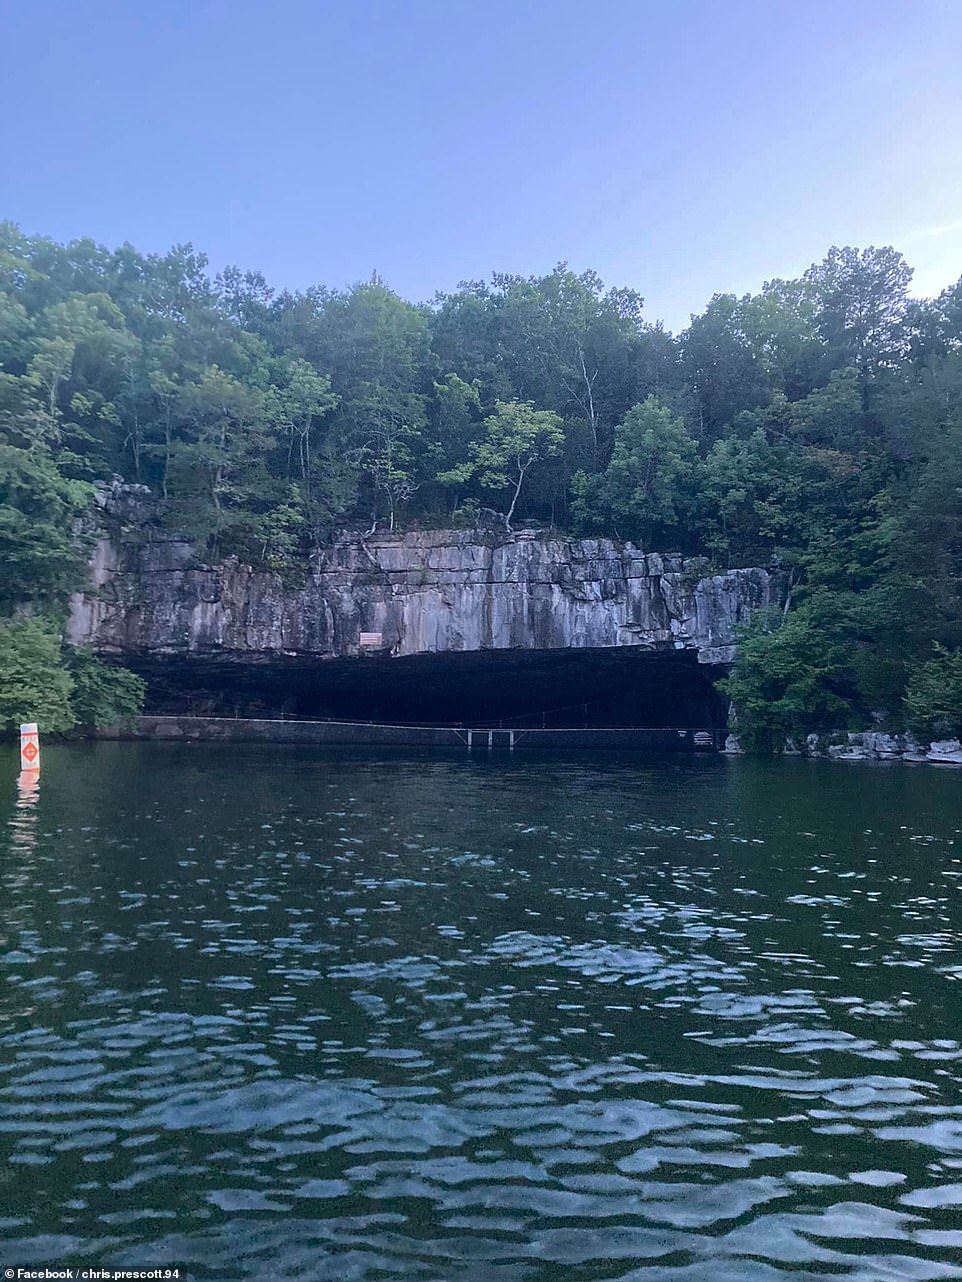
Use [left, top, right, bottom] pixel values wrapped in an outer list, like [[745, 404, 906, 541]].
[[68, 523, 776, 666], [806, 731, 962, 765]]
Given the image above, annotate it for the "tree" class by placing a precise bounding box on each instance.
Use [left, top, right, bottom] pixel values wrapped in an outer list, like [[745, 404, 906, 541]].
[[267, 356, 337, 495], [738, 277, 827, 399], [513, 265, 644, 462], [439, 399, 563, 530], [0, 444, 92, 606], [428, 373, 483, 513], [720, 607, 860, 752], [166, 365, 275, 552], [680, 294, 771, 437], [355, 404, 419, 532], [696, 428, 792, 563], [571, 397, 696, 544], [430, 265, 648, 477], [892, 410, 962, 648], [805, 246, 913, 407], [0, 617, 76, 733], [66, 648, 146, 727], [304, 281, 430, 533], [904, 645, 962, 741], [786, 368, 863, 448], [25, 293, 133, 463], [429, 281, 511, 403]]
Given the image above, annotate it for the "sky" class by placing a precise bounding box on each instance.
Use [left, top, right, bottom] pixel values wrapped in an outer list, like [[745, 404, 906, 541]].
[[2, 0, 961, 332]]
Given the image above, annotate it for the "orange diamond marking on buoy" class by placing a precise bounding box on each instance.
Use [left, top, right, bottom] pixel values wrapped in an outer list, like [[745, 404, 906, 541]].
[[22, 742, 38, 763]]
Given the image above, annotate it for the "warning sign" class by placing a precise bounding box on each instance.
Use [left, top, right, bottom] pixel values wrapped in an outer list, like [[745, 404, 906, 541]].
[[19, 722, 40, 772]]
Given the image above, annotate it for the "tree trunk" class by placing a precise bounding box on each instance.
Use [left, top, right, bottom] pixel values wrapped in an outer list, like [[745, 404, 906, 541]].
[[161, 411, 172, 500], [504, 462, 528, 531], [579, 349, 600, 459]]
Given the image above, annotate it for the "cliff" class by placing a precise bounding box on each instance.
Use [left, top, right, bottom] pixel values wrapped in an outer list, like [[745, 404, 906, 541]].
[[67, 515, 777, 667]]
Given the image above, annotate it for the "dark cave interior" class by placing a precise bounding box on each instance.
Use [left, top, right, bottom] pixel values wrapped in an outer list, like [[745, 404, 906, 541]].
[[124, 647, 729, 729]]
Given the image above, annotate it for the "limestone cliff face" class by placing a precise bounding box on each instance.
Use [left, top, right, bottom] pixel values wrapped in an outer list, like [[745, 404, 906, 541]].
[[67, 519, 777, 666]]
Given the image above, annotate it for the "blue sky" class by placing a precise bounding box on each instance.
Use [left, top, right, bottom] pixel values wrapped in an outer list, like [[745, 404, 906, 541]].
[[2, 0, 961, 331]]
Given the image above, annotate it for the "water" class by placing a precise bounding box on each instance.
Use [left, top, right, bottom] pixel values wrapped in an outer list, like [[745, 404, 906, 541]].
[[1, 743, 961, 1280]]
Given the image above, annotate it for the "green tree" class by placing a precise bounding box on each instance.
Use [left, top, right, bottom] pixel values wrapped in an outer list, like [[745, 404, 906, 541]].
[[786, 368, 863, 448], [304, 281, 430, 533], [0, 617, 75, 733], [0, 444, 93, 606], [904, 645, 962, 741], [720, 606, 860, 752], [26, 293, 133, 467], [66, 648, 147, 728], [886, 431, 962, 652], [680, 294, 770, 438], [431, 266, 649, 477], [804, 245, 913, 408], [354, 403, 419, 532], [571, 397, 695, 544], [166, 365, 275, 552], [267, 356, 338, 494], [738, 276, 827, 399], [494, 265, 645, 461], [428, 373, 483, 513], [439, 399, 564, 530], [696, 428, 791, 563]]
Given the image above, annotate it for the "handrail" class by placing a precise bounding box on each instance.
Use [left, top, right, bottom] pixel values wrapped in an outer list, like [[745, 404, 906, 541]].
[[140, 713, 720, 735]]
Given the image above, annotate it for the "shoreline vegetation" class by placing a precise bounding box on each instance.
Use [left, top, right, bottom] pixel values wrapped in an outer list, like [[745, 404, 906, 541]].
[[1, 225, 960, 751]]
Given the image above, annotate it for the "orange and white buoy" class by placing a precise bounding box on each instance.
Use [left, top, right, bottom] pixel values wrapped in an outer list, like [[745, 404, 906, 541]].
[[19, 722, 40, 773]]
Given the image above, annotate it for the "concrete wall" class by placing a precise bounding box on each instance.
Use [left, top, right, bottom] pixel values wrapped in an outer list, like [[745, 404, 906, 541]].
[[117, 716, 722, 752]]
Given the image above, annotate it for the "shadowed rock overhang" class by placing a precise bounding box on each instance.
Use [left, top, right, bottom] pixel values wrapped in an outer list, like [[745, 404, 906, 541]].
[[68, 524, 779, 725]]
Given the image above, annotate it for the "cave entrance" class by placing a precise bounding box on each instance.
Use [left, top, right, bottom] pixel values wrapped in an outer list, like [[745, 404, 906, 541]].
[[130, 647, 729, 729]]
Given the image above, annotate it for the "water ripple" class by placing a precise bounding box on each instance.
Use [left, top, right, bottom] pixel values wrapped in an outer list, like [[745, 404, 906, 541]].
[[1, 744, 961, 1278]]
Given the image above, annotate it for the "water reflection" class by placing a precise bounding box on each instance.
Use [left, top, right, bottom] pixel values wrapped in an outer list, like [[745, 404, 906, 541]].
[[10, 767, 40, 854], [0, 744, 960, 1279]]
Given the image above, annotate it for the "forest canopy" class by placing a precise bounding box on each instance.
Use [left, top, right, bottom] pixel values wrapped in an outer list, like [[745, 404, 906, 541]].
[[1, 224, 960, 740]]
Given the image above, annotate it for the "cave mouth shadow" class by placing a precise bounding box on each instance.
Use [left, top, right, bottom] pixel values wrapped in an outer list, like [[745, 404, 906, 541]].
[[129, 647, 729, 730]]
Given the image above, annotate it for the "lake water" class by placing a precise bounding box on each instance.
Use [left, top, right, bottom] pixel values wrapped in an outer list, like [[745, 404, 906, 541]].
[[1, 743, 961, 1280]]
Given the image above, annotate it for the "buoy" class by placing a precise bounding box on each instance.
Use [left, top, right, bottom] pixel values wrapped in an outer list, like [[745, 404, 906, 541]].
[[19, 722, 40, 772]]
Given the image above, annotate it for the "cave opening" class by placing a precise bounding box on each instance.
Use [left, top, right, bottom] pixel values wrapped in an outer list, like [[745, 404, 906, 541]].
[[126, 647, 729, 729]]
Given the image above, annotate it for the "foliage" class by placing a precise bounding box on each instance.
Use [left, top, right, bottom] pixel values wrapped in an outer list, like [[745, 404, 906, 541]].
[[439, 400, 564, 529], [0, 617, 76, 733], [804, 245, 913, 390], [719, 607, 860, 753], [66, 648, 147, 728], [1, 222, 961, 745], [904, 645, 962, 741], [571, 397, 695, 544], [0, 620, 147, 736], [0, 444, 93, 605]]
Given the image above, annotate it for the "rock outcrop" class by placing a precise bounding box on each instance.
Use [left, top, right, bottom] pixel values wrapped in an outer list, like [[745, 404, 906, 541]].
[[744, 731, 962, 765], [68, 522, 777, 666]]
